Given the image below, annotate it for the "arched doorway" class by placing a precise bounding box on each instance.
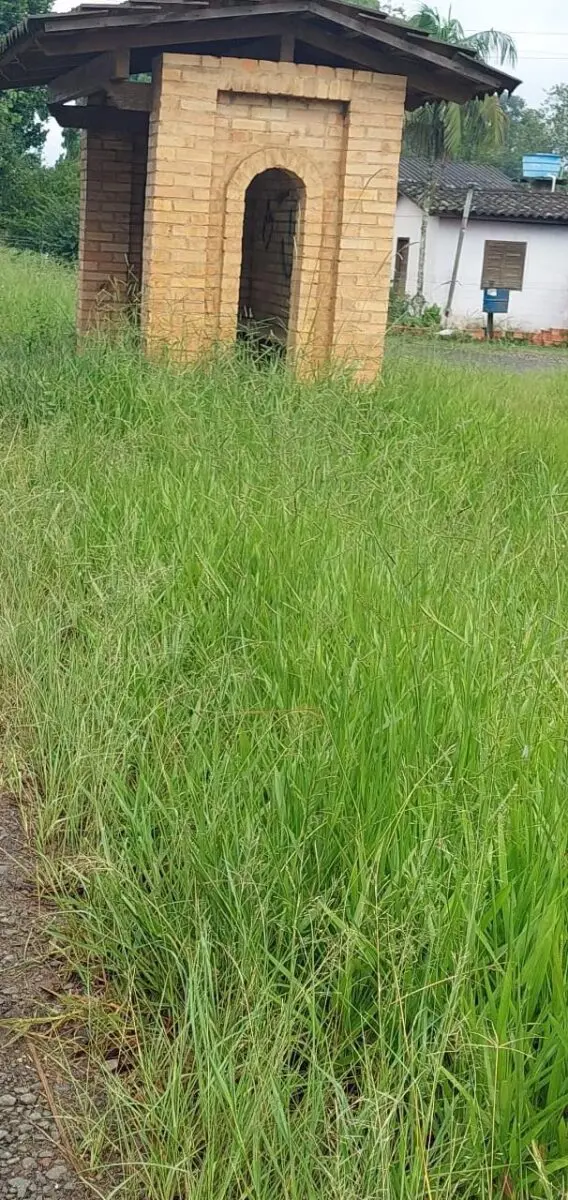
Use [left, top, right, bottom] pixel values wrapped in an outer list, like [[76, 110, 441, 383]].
[[237, 168, 304, 357]]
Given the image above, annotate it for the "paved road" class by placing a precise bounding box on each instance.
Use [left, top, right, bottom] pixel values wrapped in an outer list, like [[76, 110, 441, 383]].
[[387, 338, 568, 375]]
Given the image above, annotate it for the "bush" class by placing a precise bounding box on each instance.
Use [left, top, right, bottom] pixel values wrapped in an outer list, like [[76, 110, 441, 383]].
[[0, 154, 79, 260], [388, 288, 441, 330]]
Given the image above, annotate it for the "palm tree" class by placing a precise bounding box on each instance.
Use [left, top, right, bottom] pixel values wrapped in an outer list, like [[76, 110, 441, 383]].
[[409, 8, 516, 69], [404, 5, 517, 299]]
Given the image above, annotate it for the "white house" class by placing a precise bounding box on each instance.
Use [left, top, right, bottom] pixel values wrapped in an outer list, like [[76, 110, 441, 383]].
[[393, 158, 568, 333]]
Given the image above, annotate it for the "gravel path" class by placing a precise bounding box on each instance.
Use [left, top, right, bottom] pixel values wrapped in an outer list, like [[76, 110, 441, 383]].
[[0, 791, 94, 1200], [388, 339, 568, 374]]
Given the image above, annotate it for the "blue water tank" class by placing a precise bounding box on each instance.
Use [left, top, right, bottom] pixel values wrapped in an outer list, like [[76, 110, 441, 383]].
[[522, 153, 563, 180]]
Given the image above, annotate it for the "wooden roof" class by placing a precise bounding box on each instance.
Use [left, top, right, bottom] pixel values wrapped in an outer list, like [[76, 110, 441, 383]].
[[0, 0, 520, 111]]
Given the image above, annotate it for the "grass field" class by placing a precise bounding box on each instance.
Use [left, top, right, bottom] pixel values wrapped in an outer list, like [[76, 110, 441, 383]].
[[3, 248, 568, 1198]]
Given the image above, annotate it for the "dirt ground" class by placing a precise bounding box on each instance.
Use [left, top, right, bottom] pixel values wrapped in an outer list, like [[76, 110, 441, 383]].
[[387, 337, 568, 375], [0, 791, 97, 1200]]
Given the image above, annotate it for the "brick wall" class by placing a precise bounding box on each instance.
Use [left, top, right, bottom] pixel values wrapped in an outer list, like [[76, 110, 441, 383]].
[[77, 129, 148, 332], [141, 54, 406, 377], [332, 77, 407, 368], [212, 88, 346, 361]]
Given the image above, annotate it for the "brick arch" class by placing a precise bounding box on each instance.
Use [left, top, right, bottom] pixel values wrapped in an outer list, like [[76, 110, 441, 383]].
[[226, 147, 324, 205], [218, 148, 325, 359]]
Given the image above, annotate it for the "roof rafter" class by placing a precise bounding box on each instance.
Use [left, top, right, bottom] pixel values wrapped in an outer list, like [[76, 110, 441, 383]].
[[0, 0, 521, 107]]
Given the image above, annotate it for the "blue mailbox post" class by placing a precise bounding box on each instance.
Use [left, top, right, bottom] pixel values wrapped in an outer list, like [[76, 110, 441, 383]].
[[483, 288, 510, 338]]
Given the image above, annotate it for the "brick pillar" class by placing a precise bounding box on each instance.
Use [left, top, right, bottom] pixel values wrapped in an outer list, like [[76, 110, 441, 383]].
[[141, 56, 217, 355], [332, 74, 407, 379], [77, 130, 145, 332]]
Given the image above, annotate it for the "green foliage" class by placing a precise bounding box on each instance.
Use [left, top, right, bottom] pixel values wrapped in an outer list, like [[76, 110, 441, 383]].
[[0, 0, 49, 34], [404, 4, 517, 163], [388, 287, 441, 329], [466, 88, 568, 179], [0, 0, 79, 257], [3, 251, 568, 1198], [408, 3, 517, 66], [0, 0, 53, 158], [402, 7, 568, 178], [404, 93, 509, 162], [0, 88, 47, 161], [0, 0, 79, 263], [0, 155, 79, 258], [542, 84, 568, 158], [466, 94, 553, 177], [61, 127, 80, 160], [357, 0, 406, 12]]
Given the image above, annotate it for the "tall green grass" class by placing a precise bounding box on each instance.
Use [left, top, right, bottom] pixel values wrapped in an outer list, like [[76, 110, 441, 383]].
[[2, 249, 568, 1197]]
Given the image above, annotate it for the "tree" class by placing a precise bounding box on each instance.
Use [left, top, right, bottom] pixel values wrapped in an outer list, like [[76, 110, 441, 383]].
[[403, 4, 517, 300], [0, 152, 79, 258], [541, 85, 568, 159], [404, 5, 517, 161], [478, 95, 553, 178], [0, 0, 81, 259], [0, 0, 52, 161], [407, 6, 516, 70], [62, 127, 81, 161]]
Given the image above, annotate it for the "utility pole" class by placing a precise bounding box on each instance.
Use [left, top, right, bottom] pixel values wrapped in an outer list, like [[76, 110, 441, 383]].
[[442, 187, 474, 329]]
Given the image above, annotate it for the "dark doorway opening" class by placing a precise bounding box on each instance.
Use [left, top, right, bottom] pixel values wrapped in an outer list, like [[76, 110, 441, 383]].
[[393, 236, 410, 296], [237, 168, 304, 358]]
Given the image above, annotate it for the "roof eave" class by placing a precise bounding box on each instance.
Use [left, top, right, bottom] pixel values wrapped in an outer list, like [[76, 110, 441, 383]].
[[0, 0, 521, 102], [431, 207, 568, 226], [461, 213, 568, 226]]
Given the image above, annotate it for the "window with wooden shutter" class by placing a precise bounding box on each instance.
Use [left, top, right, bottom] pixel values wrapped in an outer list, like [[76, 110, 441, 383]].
[[481, 240, 527, 291]]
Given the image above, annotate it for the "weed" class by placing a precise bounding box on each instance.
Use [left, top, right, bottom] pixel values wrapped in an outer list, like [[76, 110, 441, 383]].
[[1, 250, 568, 1197]]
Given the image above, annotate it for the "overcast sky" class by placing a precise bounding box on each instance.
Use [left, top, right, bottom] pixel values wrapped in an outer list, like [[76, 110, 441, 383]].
[[407, 0, 568, 104], [43, 0, 568, 162]]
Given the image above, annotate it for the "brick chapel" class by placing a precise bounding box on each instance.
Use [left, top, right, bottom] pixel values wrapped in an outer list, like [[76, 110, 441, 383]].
[[0, 0, 517, 378]]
